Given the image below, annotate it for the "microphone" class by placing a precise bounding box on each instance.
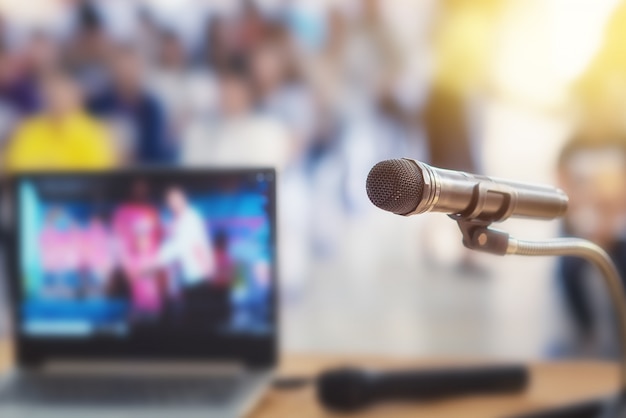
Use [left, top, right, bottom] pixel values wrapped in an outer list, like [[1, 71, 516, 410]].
[[366, 159, 568, 222], [317, 365, 529, 412]]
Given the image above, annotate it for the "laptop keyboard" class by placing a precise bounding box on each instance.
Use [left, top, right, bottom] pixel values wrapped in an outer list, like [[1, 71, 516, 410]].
[[0, 375, 243, 407]]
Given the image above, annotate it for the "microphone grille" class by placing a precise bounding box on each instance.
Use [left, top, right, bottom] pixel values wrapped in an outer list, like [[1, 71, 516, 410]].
[[366, 159, 424, 215]]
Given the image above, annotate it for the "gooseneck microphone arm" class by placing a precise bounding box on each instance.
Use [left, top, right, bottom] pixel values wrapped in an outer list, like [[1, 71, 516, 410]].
[[507, 237, 626, 358], [508, 238, 626, 379], [456, 218, 626, 415], [459, 218, 626, 385]]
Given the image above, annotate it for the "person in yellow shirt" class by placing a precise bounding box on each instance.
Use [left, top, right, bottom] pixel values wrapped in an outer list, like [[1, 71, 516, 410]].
[[4, 69, 117, 172]]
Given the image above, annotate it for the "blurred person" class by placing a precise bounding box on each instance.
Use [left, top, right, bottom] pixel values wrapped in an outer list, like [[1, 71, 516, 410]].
[[202, 1, 265, 69], [112, 180, 164, 322], [0, 30, 63, 128], [0, 47, 38, 114], [213, 230, 235, 287], [251, 34, 316, 163], [39, 208, 82, 299], [149, 29, 218, 146], [136, 8, 161, 63], [214, 0, 266, 61], [155, 187, 223, 326], [422, 85, 478, 172], [202, 37, 312, 291], [4, 69, 116, 172], [299, 7, 348, 117], [157, 187, 215, 289], [573, 2, 626, 142], [88, 43, 175, 164], [23, 31, 61, 76], [154, 29, 189, 75], [183, 56, 290, 169], [237, 0, 267, 53], [409, 0, 501, 273], [0, 30, 63, 151], [80, 214, 115, 298], [308, 1, 417, 212], [336, 0, 402, 108], [556, 137, 626, 358], [421, 0, 501, 172], [338, 89, 426, 219], [204, 16, 234, 69], [64, 1, 113, 98], [0, 47, 39, 148]]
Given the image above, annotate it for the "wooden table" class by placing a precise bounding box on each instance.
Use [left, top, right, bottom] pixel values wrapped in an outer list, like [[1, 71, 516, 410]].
[[252, 356, 619, 418], [0, 341, 619, 417]]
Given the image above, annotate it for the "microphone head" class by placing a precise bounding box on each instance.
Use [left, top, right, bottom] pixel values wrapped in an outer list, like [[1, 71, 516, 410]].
[[316, 368, 373, 412], [366, 159, 424, 215]]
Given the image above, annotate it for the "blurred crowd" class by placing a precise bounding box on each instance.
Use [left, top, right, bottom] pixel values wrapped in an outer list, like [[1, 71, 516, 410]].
[[0, 0, 485, 289], [0, 0, 478, 174]]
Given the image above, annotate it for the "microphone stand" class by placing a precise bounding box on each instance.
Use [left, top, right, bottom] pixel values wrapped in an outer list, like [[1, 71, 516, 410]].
[[453, 216, 626, 418]]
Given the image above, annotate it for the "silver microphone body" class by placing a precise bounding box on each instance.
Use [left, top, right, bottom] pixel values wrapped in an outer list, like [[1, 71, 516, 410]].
[[367, 159, 568, 222], [416, 160, 568, 220]]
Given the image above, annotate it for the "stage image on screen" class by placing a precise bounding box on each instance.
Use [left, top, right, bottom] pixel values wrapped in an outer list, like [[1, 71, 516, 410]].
[[18, 172, 275, 338]]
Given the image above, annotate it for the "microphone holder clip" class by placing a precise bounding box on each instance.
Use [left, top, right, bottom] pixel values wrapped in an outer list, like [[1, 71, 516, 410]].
[[451, 216, 510, 256]]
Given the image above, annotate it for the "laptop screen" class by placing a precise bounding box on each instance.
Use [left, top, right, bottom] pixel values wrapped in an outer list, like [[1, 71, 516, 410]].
[[14, 170, 276, 345]]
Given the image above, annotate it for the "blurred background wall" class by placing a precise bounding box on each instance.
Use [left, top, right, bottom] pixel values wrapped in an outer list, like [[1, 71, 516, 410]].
[[1, 0, 626, 362]]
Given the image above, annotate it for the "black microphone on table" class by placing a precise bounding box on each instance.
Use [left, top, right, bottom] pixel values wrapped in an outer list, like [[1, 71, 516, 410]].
[[316, 365, 529, 412]]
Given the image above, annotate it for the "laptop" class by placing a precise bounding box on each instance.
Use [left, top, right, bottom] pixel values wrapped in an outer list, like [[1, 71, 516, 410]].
[[0, 168, 278, 417]]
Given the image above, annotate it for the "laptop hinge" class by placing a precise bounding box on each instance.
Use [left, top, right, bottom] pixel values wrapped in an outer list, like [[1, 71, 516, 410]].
[[42, 361, 245, 377]]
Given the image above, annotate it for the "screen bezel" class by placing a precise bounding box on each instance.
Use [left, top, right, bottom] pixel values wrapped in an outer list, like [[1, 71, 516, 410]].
[[6, 167, 278, 369]]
